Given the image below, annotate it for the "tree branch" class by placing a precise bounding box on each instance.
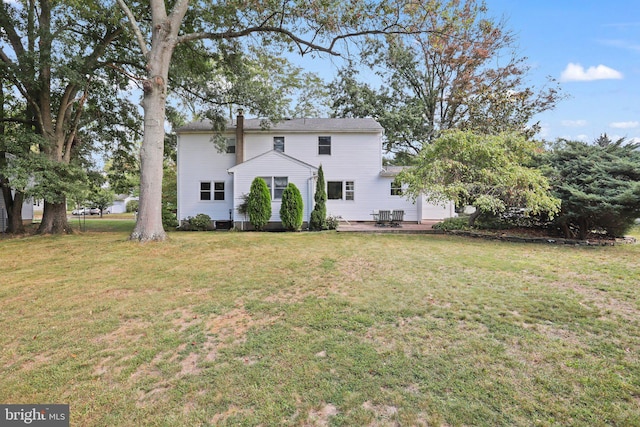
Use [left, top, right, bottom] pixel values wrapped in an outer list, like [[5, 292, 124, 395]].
[[115, 0, 149, 57], [176, 25, 422, 56]]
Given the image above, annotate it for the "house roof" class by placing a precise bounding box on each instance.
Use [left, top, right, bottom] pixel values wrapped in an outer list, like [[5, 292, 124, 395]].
[[227, 150, 318, 173], [176, 117, 383, 134], [379, 166, 408, 177]]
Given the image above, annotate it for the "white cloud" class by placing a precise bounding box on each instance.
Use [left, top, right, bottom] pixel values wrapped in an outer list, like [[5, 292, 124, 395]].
[[610, 121, 639, 129], [576, 134, 589, 142], [561, 120, 588, 127], [560, 63, 623, 82]]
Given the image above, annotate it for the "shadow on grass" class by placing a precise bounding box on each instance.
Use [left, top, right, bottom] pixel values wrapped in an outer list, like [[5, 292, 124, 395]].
[[68, 218, 137, 233]]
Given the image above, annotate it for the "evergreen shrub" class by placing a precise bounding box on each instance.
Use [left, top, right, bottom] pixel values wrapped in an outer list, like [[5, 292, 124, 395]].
[[248, 177, 272, 231], [280, 183, 304, 231]]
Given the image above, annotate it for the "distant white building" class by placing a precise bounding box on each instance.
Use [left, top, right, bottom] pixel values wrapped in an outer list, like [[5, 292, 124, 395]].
[[0, 193, 33, 232], [108, 195, 138, 214], [176, 114, 455, 227]]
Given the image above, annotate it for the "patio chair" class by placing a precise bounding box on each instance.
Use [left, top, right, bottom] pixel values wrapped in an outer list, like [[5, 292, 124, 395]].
[[376, 210, 391, 226], [391, 210, 405, 227]]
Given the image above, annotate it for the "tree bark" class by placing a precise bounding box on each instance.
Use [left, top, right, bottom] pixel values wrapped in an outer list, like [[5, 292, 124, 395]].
[[37, 200, 71, 234], [468, 207, 482, 227], [129, 11, 181, 241], [1, 186, 26, 234]]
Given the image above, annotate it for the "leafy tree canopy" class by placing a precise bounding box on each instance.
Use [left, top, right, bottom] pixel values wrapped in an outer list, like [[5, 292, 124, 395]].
[[399, 130, 561, 226], [330, 0, 563, 161]]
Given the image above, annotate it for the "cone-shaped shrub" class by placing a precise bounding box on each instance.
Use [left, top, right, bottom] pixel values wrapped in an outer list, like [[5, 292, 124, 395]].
[[310, 165, 327, 230], [280, 183, 304, 231], [248, 177, 272, 231]]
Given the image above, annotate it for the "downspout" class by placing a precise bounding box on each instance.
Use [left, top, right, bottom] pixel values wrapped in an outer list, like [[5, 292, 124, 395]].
[[176, 133, 181, 225], [308, 172, 317, 229], [235, 109, 244, 165]]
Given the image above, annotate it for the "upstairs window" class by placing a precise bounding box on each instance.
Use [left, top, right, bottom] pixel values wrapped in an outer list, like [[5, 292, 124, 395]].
[[318, 136, 331, 155], [274, 137, 285, 153], [226, 137, 236, 154], [391, 179, 403, 196], [200, 182, 211, 201]]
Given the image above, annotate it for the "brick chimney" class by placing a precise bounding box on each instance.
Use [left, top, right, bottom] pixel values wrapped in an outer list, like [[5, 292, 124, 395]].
[[235, 109, 244, 164]]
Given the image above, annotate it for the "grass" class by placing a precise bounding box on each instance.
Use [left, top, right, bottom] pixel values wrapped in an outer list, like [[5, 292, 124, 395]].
[[1, 225, 640, 426]]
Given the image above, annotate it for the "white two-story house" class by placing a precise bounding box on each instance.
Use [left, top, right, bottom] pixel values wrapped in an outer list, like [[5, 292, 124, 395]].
[[176, 113, 455, 228]]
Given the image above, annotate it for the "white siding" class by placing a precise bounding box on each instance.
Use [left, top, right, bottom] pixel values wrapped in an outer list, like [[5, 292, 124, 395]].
[[177, 121, 456, 223], [177, 133, 235, 221], [229, 151, 316, 222], [242, 131, 388, 221]]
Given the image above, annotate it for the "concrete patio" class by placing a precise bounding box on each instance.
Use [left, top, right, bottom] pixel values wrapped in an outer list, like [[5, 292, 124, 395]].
[[336, 220, 443, 234]]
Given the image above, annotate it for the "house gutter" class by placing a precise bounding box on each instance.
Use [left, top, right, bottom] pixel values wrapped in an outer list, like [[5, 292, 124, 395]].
[[235, 109, 244, 165]]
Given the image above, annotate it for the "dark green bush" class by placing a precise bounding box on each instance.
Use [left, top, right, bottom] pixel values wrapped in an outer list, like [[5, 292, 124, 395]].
[[126, 200, 138, 213], [280, 183, 304, 231], [162, 205, 178, 229], [544, 136, 640, 238], [432, 216, 470, 231], [179, 213, 213, 231], [248, 177, 272, 231], [310, 165, 327, 231]]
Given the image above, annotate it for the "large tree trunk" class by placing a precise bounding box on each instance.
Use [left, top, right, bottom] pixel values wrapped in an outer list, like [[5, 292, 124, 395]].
[[129, 23, 175, 242], [37, 200, 71, 234], [1, 186, 26, 234]]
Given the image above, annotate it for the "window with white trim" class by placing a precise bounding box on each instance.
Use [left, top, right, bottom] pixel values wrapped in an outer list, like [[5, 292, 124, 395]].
[[226, 137, 236, 154], [327, 181, 354, 200], [274, 137, 285, 152], [260, 176, 288, 200], [318, 136, 331, 155], [214, 182, 225, 200], [200, 182, 211, 201], [391, 179, 403, 196]]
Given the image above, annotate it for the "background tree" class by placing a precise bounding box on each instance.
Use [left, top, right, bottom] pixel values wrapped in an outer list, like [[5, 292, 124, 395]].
[[400, 130, 560, 226], [247, 177, 272, 231], [280, 183, 304, 231], [544, 136, 640, 239], [89, 188, 116, 218], [0, 78, 33, 233], [310, 165, 327, 231], [0, 0, 140, 234], [330, 0, 562, 161]]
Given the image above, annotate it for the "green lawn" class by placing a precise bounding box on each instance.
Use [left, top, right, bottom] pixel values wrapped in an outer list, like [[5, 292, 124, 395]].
[[1, 226, 639, 426]]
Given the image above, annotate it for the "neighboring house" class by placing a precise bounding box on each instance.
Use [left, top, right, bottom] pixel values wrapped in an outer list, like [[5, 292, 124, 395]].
[[176, 113, 455, 228], [108, 195, 139, 214], [0, 192, 33, 232]]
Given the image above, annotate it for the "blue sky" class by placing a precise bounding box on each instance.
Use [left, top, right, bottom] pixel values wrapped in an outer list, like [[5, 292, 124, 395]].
[[485, 0, 640, 143], [300, 1, 640, 144]]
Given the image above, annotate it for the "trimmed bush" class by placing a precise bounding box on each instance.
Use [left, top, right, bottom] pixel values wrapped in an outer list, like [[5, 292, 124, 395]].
[[432, 216, 470, 231], [310, 165, 327, 230], [162, 205, 178, 229], [179, 213, 213, 231], [280, 183, 304, 231], [248, 177, 272, 231], [126, 200, 138, 213]]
